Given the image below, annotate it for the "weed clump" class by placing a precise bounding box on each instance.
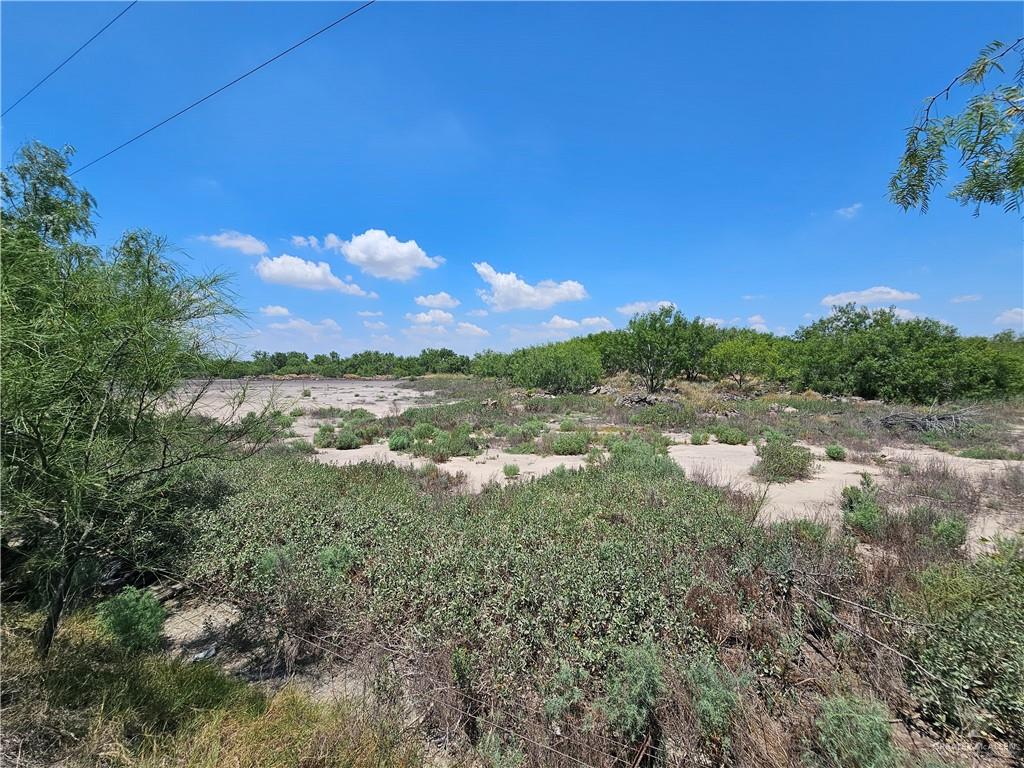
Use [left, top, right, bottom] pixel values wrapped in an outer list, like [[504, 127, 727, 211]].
[[690, 431, 709, 445], [97, 587, 166, 652], [388, 428, 412, 451], [602, 642, 663, 743], [811, 695, 898, 768], [547, 430, 590, 455], [752, 432, 815, 482], [842, 475, 883, 539], [825, 444, 847, 461], [684, 658, 743, 756], [712, 426, 748, 445], [503, 463, 520, 479]]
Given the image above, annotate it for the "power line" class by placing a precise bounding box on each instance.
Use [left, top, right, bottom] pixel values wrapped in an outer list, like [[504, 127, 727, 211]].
[[70, 0, 377, 176], [2, 1, 139, 117]]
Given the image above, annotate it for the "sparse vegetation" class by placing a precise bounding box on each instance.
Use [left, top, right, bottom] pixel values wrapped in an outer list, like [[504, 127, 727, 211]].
[[825, 444, 847, 461], [752, 432, 815, 482]]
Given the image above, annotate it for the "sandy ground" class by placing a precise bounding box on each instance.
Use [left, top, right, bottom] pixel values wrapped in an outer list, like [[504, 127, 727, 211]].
[[182, 377, 433, 421]]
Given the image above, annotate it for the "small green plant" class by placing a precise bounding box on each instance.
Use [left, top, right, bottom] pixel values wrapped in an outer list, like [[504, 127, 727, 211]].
[[930, 515, 968, 550], [752, 433, 814, 482], [97, 587, 166, 652], [549, 431, 589, 456], [958, 446, 1024, 460], [388, 428, 412, 451], [812, 695, 898, 768], [313, 424, 336, 448], [411, 422, 437, 441], [559, 418, 578, 432], [503, 463, 520, 478], [712, 426, 748, 445], [825, 444, 847, 461], [602, 642, 664, 743], [288, 407, 305, 418], [690, 431, 709, 445], [301, 388, 311, 397], [685, 658, 742, 755], [842, 475, 884, 539], [333, 429, 362, 450]]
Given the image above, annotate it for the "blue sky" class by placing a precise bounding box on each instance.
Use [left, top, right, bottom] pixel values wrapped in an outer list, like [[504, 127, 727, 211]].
[[3, 1, 1022, 355]]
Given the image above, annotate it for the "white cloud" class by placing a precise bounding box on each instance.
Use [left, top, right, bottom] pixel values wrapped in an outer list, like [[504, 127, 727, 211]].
[[994, 308, 1024, 328], [198, 230, 268, 256], [542, 314, 580, 330], [747, 314, 769, 332], [615, 300, 674, 316], [415, 291, 460, 309], [403, 324, 448, 337], [371, 333, 395, 345], [267, 317, 342, 337], [703, 317, 724, 326], [290, 235, 321, 250], [255, 254, 376, 296], [581, 316, 613, 329], [357, 310, 383, 317], [466, 308, 489, 317], [456, 322, 489, 337], [891, 307, 917, 320], [473, 262, 588, 311], [835, 202, 863, 219], [821, 286, 920, 306], [328, 229, 443, 281], [259, 305, 290, 317], [363, 320, 388, 330], [405, 309, 454, 325], [951, 294, 982, 304]]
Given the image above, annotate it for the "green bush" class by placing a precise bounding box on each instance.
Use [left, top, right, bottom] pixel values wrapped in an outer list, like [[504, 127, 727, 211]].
[[752, 433, 814, 482], [812, 695, 898, 768], [629, 402, 695, 428], [602, 642, 664, 743], [559, 418, 578, 432], [411, 422, 437, 441], [841, 476, 883, 539], [549, 431, 589, 456], [97, 587, 166, 652], [712, 426, 748, 446], [333, 429, 362, 450], [503, 464, 520, 479], [685, 658, 742, 753], [508, 340, 602, 394], [690, 431, 709, 445], [930, 515, 968, 550], [288, 407, 305, 418], [825, 444, 847, 461], [313, 424, 336, 448], [388, 428, 412, 451]]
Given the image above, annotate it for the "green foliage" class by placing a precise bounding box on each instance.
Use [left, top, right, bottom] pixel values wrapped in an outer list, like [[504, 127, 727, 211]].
[[712, 426, 748, 445], [842, 475, 883, 539], [930, 516, 968, 550], [959, 446, 1024, 460], [752, 433, 815, 482], [812, 695, 898, 768], [288, 407, 305, 418], [411, 422, 437, 441], [629, 401, 695, 428], [301, 388, 311, 397], [602, 642, 664, 743], [890, 39, 1023, 215], [412, 425, 478, 462], [388, 428, 413, 452], [684, 658, 742, 753], [900, 538, 1024, 739], [548, 430, 590, 455], [97, 588, 166, 652], [333, 429, 362, 450], [708, 330, 779, 388], [313, 424, 336, 448], [502, 463, 520, 478], [508, 340, 602, 394], [825, 444, 847, 461], [559, 418, 579, 432], [690, 431, 710, 445]]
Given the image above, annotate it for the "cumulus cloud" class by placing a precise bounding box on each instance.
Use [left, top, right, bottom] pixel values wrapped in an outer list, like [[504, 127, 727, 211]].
[[456, 322, 489, 337], [415, 291, 460, 309], [615, 300, 674, 316], [290, 235, 321, 250], [255, 254, 376, 296], [821, 286, 920, 306], [994, 308, 1024, 328], [747, 314, 769, 332], [322, 229, 444, 281], [835, 202, 863, 219], [403, 324, 448, 337], [259, 305, 290, 317], [891, 307, 917, 320], [951, 294, 982, 304], [198, 230, 268, 256], [466, 308, 488, 317], [542, 314, 580, 330], [405, 309, 454, 325], [473, 262, 587, 311], [267, 317, 342, 337], [703, 317, 725, 326], [581, 316, 613, 329], [363, 320, 388, 330]]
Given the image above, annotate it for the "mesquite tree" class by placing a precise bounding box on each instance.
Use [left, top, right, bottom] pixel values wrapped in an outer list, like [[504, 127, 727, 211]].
[[1, 143, 273, 657]]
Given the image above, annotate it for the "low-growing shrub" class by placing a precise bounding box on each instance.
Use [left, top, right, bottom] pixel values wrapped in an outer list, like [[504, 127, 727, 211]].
[[301, 388, 311, 397], [712, 426, 748, 445], [333, 429, 362, 450], [752, 433, 814, 482], [411, 422, 437, 441], [825, 444, 847, 461], [388, 428, 412, 451], [313, 424, 336, 448], [685, 658, 742, 755], [288, 407, 305, 418], [958, 446, 1024, 460], [811, 695, 898, 768], [629, 402, 695, 429], [559, 418, 579, 432], [602, 642, 663, 744], [842, 475, 883, 539], [548, 431, 589, 456], [930, 515, 968, 550], [503, 464, 520, 479], [690, 431, 709, 445], [97, 587, 166, 652]]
